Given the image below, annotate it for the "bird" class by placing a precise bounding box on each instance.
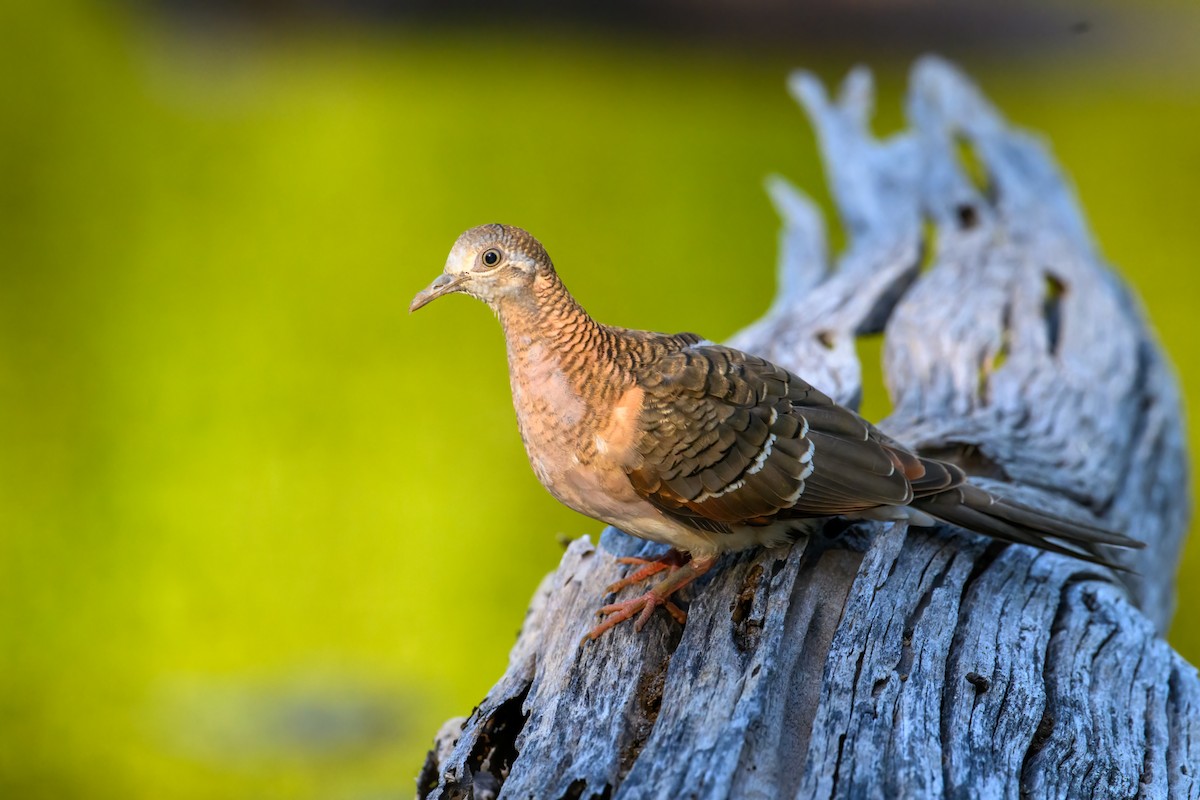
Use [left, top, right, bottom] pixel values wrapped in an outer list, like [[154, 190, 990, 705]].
[[410, 223, 1142, 642]]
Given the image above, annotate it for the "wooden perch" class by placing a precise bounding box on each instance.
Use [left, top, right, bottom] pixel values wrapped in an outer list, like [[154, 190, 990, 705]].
[[418, 58, 1195, 800]]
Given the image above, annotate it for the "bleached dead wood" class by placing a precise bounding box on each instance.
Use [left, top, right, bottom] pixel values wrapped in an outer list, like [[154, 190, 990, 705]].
[[418, 58, 1195, 800]]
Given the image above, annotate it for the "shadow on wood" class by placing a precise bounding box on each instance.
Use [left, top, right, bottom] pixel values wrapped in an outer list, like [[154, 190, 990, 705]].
[[418, 57, 1196, 800]]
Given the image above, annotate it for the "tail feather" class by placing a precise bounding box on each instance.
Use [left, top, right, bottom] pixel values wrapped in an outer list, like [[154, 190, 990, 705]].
[[911, 483, 1143, 570]]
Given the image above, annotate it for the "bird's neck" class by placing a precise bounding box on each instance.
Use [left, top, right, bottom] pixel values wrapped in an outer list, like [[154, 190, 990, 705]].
[[496, 272, 632, 455], [497, 271, 621, 381]]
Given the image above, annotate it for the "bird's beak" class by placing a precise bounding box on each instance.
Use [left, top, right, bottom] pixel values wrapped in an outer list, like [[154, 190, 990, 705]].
[[410, 273, 466, 313]]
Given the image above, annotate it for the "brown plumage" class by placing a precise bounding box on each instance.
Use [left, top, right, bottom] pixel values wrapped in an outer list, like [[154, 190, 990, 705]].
[[411, 224, 1142, 640]]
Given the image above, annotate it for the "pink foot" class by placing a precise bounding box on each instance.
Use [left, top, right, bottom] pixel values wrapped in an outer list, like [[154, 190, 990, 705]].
[[582, 591, 688, 643], [605, 551, 690, 594], [580, 552, 715, 644]]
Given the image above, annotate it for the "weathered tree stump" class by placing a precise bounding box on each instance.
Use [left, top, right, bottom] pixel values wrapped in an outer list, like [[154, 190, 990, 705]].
[[418, 58, 1195, 800]]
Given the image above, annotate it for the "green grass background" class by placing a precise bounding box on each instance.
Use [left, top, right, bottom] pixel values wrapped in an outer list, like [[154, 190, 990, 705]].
[[1, 2, 1198, 797]]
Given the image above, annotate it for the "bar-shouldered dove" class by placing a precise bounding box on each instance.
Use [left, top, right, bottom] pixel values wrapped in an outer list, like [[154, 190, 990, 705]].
[[411, 224, 1141, 641]]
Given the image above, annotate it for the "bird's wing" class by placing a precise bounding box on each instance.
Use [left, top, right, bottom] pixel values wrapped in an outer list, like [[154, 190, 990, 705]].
[[626, 344, 951, 532]]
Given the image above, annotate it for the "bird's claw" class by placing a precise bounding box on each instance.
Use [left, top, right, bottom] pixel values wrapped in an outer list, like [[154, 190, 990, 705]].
[[580, 591, 687, 643], [605, 557, 672, 594], [604, 551, 691, 594]]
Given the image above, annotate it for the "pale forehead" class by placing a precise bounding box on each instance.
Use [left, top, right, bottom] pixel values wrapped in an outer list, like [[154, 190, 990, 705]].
[[447, 224, 548, 266]]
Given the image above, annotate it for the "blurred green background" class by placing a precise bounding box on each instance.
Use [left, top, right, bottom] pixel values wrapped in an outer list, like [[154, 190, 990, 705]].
[[1, 0, 1197, 797]]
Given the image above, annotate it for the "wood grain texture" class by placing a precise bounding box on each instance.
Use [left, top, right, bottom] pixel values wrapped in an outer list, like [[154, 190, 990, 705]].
[[417, 57, 1195, 800]]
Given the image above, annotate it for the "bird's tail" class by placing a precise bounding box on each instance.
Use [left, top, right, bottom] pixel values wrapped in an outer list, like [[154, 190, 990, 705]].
[[910, 483, 1144, 569]]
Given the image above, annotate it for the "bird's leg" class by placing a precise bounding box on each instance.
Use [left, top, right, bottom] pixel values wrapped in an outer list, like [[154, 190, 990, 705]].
[[605, 549, 691, 594], [583, 554, 716, 643]]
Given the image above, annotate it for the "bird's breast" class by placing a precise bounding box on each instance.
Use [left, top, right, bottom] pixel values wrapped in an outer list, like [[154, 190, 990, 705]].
[[506, 342, 589, 480], [505, 342, 648, 509]]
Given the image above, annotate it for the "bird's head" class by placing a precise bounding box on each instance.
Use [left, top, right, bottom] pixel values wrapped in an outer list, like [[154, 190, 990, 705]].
[[410, 224, 553, 313]]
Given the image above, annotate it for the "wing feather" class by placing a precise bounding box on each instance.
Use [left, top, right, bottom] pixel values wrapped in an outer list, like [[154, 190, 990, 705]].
[[626, 344, 933, 531]]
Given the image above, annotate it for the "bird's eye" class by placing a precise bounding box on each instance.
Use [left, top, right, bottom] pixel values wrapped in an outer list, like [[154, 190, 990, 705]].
[[481, 248, 502, 268]]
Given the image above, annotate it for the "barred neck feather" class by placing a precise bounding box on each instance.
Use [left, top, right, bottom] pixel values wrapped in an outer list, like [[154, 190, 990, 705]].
[[498, 270, 631, 396], [496, 270, 708, 474]]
